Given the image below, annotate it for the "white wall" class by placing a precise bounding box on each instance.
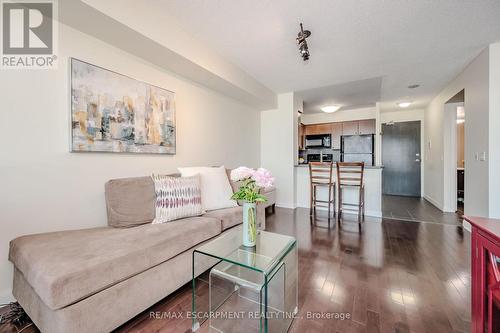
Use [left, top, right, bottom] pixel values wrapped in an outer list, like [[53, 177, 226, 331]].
[[380, 109, 425, 196], [424, 47, 490, 215], [0, 24, 262, 302], [293, 96, 303, 166], [260, 93, 296, 208], [293, 96, 303, 206], [489, 43, 500, 218]]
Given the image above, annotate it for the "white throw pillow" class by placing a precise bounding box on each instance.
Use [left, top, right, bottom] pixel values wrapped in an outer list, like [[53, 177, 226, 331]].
[[151, 174, 204, 224], [178, 166, 238, 211]]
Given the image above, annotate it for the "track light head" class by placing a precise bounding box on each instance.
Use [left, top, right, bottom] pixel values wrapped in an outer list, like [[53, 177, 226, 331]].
[[296, 23, 311, 61]]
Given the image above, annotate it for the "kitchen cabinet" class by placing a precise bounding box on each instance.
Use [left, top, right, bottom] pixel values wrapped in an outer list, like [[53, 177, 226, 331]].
[[298, 123, 305, 150], [358, 119, 376, 135], [331, 123, 342, 149], [315, 123, 331, 135], [304, 125, 316, 135], [342, 121, 359, 136], [305, 123, 331, 135], [305, 119, 376, 138], [342, 119, 376, 135]]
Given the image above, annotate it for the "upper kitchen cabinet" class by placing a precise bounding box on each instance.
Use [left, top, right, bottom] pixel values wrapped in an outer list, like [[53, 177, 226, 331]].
[[305, 123, 331, 135], [342, 121, 359, 136], [303, 119, 376, 141], [304, 125, 315, 135], [342, 119, 376, 135], [331, 123, 342, 149], [358, 119, 376, 135]]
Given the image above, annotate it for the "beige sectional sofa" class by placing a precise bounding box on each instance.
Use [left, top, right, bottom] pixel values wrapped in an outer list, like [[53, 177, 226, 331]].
[[8, 172, 266, 333], [262, 186, 277, 214]]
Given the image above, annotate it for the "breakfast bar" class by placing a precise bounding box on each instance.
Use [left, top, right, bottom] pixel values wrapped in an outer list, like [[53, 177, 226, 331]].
[[294, 164, 383, 217]]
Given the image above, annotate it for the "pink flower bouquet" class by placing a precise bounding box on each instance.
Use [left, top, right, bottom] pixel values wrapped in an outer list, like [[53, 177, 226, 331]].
[[230, 167, 275, 203], [230, 167, 274, 246]]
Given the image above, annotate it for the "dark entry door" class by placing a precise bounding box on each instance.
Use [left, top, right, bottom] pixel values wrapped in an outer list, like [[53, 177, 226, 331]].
[[382, 121, 421, 197]]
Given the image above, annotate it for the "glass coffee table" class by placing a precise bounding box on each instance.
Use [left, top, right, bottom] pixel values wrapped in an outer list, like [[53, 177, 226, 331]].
[[191, 226, 298, 333]]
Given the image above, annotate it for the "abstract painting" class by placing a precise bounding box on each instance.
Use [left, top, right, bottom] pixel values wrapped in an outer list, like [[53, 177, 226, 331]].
[[70, 58, 176, 154]]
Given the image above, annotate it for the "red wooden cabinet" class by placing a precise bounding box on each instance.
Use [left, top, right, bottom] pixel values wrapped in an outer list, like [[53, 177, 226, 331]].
[[465, 216, 500, 333]]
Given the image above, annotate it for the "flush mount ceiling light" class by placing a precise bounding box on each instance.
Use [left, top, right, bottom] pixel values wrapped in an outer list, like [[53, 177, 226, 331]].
[[296, 23, 311, 61], [397, 101, 412, 108], [321, 105, 341, 113]]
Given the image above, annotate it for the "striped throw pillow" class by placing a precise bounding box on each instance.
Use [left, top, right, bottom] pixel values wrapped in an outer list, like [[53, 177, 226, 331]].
[[151, 174, 204, 224]]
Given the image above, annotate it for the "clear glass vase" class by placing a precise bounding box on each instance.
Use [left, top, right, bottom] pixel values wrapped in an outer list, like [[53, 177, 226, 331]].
[[242, 202, 257, 247]]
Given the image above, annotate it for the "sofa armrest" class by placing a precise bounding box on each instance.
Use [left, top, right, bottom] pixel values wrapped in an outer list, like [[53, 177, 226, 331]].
[[261, 187, 276, 209], [257, 202, 266, 230]]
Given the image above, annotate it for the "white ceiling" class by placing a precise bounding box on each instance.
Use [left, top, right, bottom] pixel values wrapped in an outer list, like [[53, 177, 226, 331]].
[[154, 0, 500, 112]]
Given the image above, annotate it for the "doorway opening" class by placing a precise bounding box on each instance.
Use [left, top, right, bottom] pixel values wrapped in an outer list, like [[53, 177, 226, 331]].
[[443, 89, 465, 214], [457, 106, 465, 214]]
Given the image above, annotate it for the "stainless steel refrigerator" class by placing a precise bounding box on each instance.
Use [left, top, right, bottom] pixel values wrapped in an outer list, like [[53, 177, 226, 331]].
[[341, 134, 374, 166]]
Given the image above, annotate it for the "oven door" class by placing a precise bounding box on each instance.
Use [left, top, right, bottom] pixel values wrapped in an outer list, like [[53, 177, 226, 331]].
[[307, 154, 321, 162]]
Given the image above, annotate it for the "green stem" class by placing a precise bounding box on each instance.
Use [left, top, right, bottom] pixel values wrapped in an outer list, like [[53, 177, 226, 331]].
[[248, 206, 256, 242]]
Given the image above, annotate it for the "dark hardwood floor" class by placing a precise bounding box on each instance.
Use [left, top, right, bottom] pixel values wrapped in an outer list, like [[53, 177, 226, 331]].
[[1, 208, 471, 333], [382, 195, 463, 225]]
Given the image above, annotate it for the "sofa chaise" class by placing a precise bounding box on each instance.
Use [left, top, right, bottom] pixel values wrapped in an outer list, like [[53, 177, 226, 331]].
[[8, 171, 267, 333]]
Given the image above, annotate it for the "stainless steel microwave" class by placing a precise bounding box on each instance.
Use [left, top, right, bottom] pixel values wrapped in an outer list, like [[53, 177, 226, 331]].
[[305, 134, 331, 148]]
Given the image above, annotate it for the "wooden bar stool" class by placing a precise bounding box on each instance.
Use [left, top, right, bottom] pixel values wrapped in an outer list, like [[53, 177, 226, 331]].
[[308, 162, 335, 225], [336, 162, 365, 223]]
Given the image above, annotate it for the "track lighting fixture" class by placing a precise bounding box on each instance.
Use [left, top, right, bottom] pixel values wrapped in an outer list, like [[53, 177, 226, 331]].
[[296, 23, 311, 61]]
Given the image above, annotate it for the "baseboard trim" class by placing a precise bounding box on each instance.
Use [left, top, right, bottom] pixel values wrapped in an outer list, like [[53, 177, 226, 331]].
[[340, 209, 382, 218], [423, 195, 443, 211], [462, 220, 472, 232], [275, 203, 296, 209], [0, 288, 14, 303]]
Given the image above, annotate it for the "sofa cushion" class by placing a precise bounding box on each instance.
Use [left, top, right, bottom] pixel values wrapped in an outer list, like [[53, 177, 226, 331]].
[[151, 174, 204, 224], [203, 206, 243, 230], [226, 168, 241, 193], [178, 166, 238, 211], [105, 176, 156, 228], [9, 217, 221, 310]]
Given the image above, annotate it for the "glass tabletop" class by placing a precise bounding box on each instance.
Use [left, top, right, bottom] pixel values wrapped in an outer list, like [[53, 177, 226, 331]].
[[194, 225, 296, 275]]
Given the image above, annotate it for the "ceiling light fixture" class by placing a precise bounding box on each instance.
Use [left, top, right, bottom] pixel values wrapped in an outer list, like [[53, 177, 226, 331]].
[[397, 101, 412, 108], [321, 105, 341, 113], [296, 23, 311, 61]]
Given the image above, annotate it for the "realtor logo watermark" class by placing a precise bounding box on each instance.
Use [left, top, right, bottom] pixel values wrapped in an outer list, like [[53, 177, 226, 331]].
[[1, 0, 58, 69]]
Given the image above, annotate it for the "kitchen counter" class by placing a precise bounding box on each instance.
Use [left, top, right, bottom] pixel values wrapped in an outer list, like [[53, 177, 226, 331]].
[[295, 165, 382, 217], [295, 164, 383, 169]]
